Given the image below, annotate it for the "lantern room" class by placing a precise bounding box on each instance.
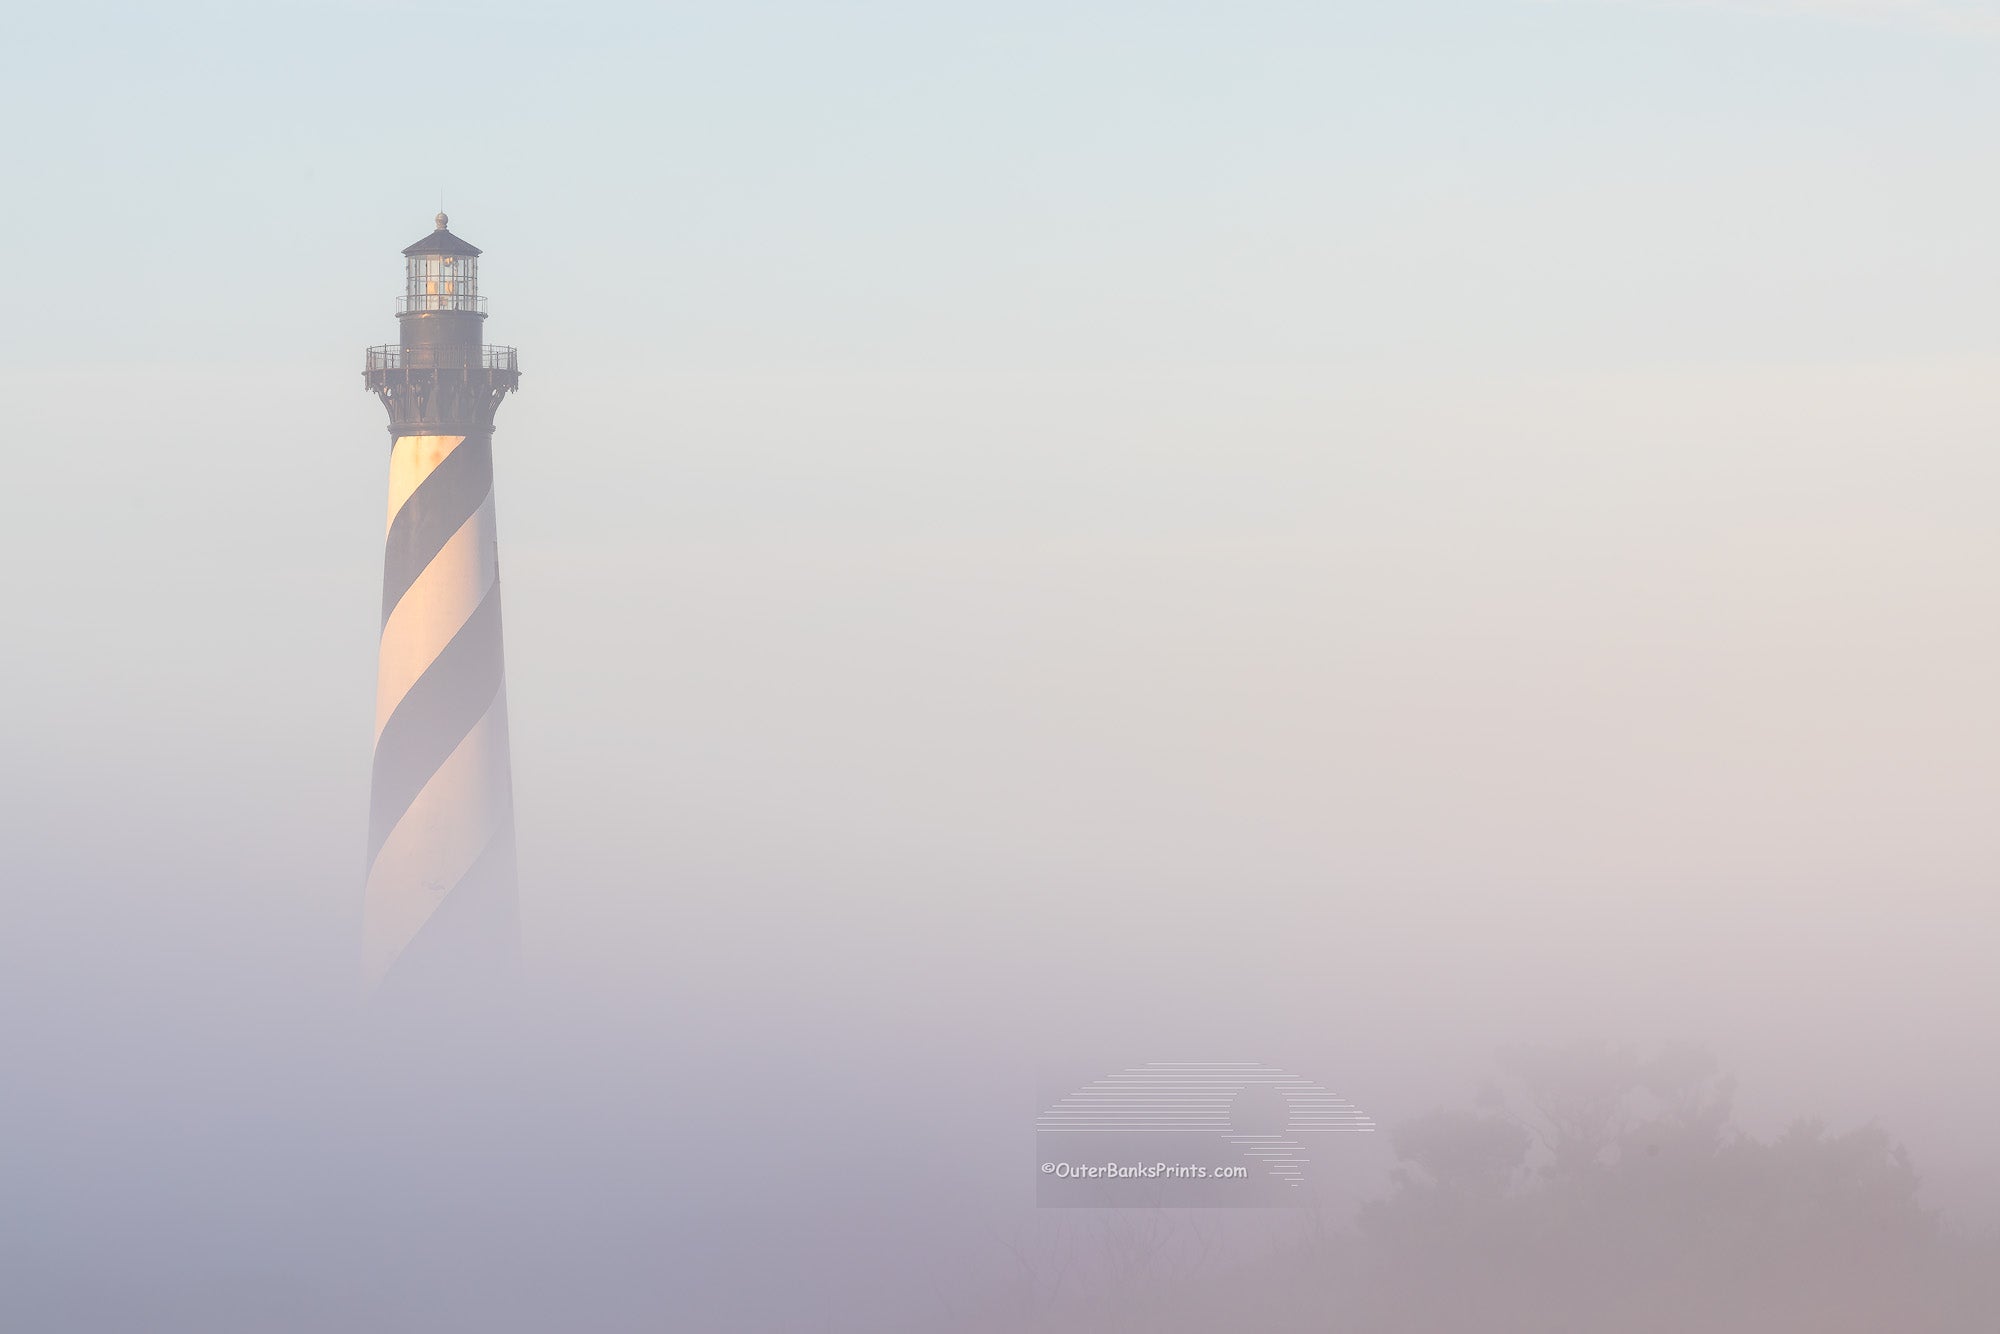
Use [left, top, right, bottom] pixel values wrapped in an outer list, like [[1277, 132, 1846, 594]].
[[399, 213, 484, 314]]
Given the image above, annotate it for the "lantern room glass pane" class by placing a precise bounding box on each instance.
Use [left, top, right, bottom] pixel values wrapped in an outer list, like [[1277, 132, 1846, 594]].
[[404, 254, 480, 311]]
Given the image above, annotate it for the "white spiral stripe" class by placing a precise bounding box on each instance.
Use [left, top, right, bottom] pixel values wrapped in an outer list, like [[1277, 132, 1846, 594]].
[[374, 491, 496, 743], [383, 433, 468, 535]]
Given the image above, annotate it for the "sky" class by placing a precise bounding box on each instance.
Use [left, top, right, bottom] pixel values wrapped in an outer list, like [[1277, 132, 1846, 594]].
[[4, 2, 2000, 1325]]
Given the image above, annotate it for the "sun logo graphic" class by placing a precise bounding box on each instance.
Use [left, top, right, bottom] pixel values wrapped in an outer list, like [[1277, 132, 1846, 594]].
[[1035, 1062, 1376, 1207]]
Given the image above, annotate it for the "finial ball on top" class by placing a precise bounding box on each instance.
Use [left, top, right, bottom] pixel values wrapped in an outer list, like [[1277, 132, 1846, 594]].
[[435, 212, 449, 230]]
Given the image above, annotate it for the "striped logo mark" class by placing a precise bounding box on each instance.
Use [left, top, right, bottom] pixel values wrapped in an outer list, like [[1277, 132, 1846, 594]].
[[363, 433, 522, 993], [1037, 1063, 1375, 1189]]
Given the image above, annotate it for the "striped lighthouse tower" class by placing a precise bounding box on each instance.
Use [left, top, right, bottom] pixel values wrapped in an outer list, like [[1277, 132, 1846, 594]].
[[360, 214, 523, 997]]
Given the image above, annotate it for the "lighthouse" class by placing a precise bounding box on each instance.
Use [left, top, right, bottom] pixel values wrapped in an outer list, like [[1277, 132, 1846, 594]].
[[360, 213, 523, 996]]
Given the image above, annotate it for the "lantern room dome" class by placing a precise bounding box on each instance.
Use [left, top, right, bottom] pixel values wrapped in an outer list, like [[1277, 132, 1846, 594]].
[[402, 215, 482, 258]]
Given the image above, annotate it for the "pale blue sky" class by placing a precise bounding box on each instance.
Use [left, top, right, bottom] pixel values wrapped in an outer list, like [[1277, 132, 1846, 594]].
[[5, 0, 2000, 371]]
